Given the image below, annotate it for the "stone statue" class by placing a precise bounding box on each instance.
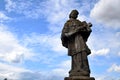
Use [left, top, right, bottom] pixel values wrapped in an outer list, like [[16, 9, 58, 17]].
[[61, 10, 95, 80]]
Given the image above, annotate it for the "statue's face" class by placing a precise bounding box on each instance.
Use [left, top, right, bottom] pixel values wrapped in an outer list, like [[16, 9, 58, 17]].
[[69, 10, 79, 19], [70, 13, 78, 19], [72, 14, 78, 19]]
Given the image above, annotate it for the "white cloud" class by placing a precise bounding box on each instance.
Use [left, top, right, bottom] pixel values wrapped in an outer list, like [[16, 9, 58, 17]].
[[18, 71, 64, 80], [4, 0, 88, 33], [0, 62, 31, 80], [0, 24, 34, 63], [5, 0, 16, 12], [52, 60, 71, 77], [87, 31, 120, 57], [108, 64, 120, 73], [41, 0, 88, 32], [90, 48, 110, 56], [59, 60, 71, 69], [0, 62, 64, 80], [118, 52, 120, 56], [95, 75, 118, 80], [90, 0, 120, 28], [21, 33, 68, 65], [52, 68, 68, 77], [116, 32, 120, 37], [0, 12, 11, 23], [24, 33, 67, 55], [42, 0, 79, 23], [5, 0, 43, 19]]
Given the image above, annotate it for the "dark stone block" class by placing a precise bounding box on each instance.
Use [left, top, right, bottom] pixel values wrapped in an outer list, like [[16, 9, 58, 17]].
[[64, 76, 95, 80]]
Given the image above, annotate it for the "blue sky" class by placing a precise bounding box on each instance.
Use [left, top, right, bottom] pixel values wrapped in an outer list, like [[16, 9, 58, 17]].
[[0, 0, 120, 80]]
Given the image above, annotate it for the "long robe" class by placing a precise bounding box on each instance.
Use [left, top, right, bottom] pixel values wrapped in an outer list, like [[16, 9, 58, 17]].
[[61, 19, 92, 77], [61, 19, 91, 56]]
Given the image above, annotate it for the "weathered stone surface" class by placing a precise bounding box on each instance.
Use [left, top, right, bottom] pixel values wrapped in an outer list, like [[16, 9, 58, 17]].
[[61, 10, 95, 80], [65, 77, 95, 80]]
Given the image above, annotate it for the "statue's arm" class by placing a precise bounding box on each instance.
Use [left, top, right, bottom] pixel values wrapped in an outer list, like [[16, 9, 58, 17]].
[[63, 26, 86, 38], [62, 21, 92, 38], [64, 30, 76, 37], [80, 21, 92, 32], [61, 23, 69, 48], [62, 22, 72, 38]]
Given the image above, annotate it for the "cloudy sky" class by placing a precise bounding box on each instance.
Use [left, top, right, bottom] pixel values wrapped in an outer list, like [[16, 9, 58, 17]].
[[0, 0, 120, 80]]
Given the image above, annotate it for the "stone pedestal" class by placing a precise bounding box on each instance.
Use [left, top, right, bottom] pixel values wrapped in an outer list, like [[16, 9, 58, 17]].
[[64, 76, 95, 80]]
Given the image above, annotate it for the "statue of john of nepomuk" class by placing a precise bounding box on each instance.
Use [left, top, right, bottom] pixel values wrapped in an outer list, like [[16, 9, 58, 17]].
[[61, 10, 92, 77]]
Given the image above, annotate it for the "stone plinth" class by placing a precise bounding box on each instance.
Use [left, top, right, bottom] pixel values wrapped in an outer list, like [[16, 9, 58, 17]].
[[64, 76, 95, 80]]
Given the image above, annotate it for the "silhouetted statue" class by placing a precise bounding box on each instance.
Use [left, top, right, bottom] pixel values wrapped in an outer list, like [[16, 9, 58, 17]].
[[4, 78, 7, 80], [61, 10, 95, 80]]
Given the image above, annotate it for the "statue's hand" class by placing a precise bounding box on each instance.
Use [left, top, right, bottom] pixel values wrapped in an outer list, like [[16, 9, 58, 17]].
[[77, 25, 86, 32], [88, 23, 92, 27], [64, 32, 74, 38]]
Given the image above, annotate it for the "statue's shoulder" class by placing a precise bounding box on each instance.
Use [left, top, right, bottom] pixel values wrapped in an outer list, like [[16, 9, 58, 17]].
[[66, 19, 81, 22], [66, 20, 72, 23], [76, 19, 82, 22], [64, 20, 72, 26], [73, 19, 82, 25], [64, 19, 82, 26]]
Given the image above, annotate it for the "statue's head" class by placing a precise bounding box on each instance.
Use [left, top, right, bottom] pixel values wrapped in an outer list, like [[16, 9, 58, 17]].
[[69, 10, 79, 19]]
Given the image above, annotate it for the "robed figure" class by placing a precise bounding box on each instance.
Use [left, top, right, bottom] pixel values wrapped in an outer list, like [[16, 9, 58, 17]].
[[61, 10, 92, 77]]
